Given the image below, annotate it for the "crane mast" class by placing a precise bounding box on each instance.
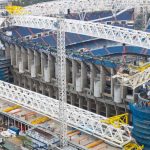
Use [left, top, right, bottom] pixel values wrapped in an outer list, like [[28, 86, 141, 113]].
[[57, 16, 68, 147]]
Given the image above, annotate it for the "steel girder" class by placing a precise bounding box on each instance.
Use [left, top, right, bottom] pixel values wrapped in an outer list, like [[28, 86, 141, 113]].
[[57, 18, 68, 146], [24, 0, 149, 16], [0, 80, 131, 147], [113, 67, 150, 89], [8, 15, 150, 49]]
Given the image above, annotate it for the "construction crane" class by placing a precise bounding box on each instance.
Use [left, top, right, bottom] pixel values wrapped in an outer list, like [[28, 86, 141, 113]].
[[0, 0, 149, 149], [124, 142, 144, 150], [101, 113, 128, 128], [24, 0, 149, 16], [5, 5, 30, 15], [128, 62, 150, 72], [113, 65, 150, 89], [0, 80, 132, 148]]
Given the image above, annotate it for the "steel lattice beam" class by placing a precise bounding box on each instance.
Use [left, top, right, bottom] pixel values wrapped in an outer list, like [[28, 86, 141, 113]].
[[8, 15, 150, 49], [0, 80, 131, 147], [24, 0, 149, 16], [57, 18, 68, 146], [113, 67, 150, 89]]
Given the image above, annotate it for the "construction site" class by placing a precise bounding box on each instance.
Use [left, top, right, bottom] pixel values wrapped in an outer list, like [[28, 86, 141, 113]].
[[0, 0, 149, 149]]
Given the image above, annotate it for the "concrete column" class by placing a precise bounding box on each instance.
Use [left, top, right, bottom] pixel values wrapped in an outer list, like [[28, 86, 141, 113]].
[[28, 49, 34, 72], [18, 75, 21, 87], [100, 66, 105, 95], [79, 96, 84, 108], [72, 60, 78, 86], [34, 51, 41, 75], [19, 47, 28, 73], [41, 52, 47, 77], [29, 78, 34, 91], [15, 45, 21, 68], [87, 99, 91, 111], [10, 44, 16, 66], [41, 83, 45, 95], [70, 94, 76, 105], [106, 104, 111, 117], [96, 101, 101, 114], [13, 72, 17, 85], [54, 88, 58, 100], [115, 106, 121, 115], [81, 62, 87, 88], [111, 68, 114, 98], [48, 54, 55, 81], [90, 64, 96, 92], [48, 86, 54, 97], [66, 60, 71, 83], [5, 43, 10, 58], [121, 86, 127, 100], [35, 82, 39, 93], [24, 77, 27, 89]]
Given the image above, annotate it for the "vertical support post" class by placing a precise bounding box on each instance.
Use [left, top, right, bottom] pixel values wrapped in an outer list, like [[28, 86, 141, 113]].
[[57, 18, 67, 147]]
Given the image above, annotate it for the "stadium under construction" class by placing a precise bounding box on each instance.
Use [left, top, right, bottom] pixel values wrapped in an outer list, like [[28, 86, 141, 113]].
[[0, 0, 149, 150]]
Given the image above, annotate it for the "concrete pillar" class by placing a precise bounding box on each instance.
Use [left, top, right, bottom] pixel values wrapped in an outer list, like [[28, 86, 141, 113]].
[[15, 45, 21, 68], [106, 104, 111, 117], [18, 75, 21, 86], [29, 78, 33, 91], [48, 54, 55, 81], [96, 101, 101, 114], [79, 96, 84, 108], [41, 52, 47, 77], [5, 43, 10, 58], [19, 47, 28, 73], [87, 99, 91, 111], [90, 64, 96, 92], [54, 87, 58, 99], [48, 86, 54, 97], [24, 77, 27, 89], [34, 51, 41, 75], [81, 62, 87, 88], [111, 68, 114, 98], [70, 94, 76, 105], [10, 44, 16, 66], [72, 60, 78, 86], [35, 82, 39, 93], [41, 83, 45, 95], [28, 49, 34, 72], [13, 72, 17, 85], [121, 86, 127, 100], [66, 59, 71, 83], [100, 66, 105, 95]]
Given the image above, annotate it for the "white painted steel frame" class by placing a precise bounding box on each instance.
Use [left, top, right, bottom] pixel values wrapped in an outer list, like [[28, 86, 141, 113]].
[[113, 67, 150, 89], [0, 80, 131, 148], [57, 18, 68, 146], [9, 15, 150, 49], [25, 0, 150, 16]]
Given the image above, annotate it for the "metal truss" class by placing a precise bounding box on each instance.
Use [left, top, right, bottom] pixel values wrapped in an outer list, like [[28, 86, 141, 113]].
[[24, 0, 149, 16], [25, 0, 105, 16], [0, 18, 6, 28], [8, 15, 150, 49], [0, 80, 131, 148], [57, 17, 68, 146], [113, 67, 150, 89]]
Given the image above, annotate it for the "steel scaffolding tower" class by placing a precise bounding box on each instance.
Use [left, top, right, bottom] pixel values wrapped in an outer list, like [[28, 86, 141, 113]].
[[57, 16, 68, 147]]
